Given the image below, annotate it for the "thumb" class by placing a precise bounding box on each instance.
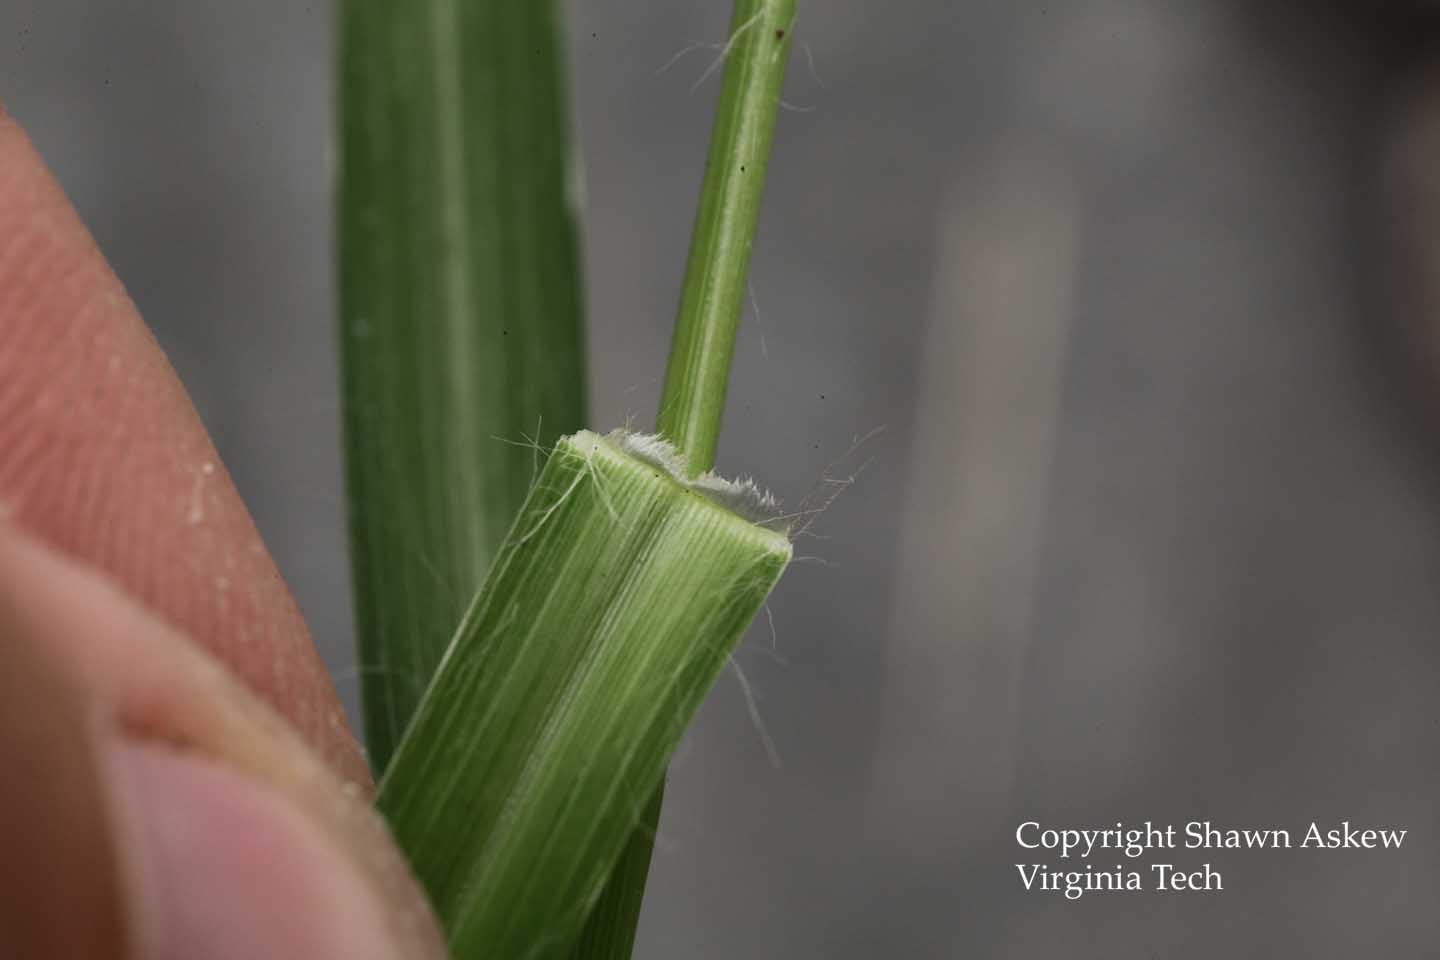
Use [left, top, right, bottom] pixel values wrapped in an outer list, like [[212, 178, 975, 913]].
[[0, 521, 446, 959]]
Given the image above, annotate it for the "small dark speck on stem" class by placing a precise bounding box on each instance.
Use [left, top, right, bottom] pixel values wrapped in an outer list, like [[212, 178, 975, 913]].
[[775, 29, 785, 40]]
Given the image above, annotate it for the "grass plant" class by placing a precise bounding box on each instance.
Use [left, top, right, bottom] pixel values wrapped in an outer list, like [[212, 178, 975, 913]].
[[339, 1, 798, 955]]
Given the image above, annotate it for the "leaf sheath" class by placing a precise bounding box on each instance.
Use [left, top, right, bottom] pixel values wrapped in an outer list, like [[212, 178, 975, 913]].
[[377, 431, 791, 959]]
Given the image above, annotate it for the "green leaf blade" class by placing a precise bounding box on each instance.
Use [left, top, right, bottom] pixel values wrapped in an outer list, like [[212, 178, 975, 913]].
[[378, 431, 791, 959], [338, 0, 587, 769]]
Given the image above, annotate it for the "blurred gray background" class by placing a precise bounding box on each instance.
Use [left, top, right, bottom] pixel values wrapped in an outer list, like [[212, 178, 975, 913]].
[[5, 0, 1440, 956]]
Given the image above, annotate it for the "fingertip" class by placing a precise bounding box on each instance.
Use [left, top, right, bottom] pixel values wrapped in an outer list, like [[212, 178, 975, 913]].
[[0, 111, 364, 777]]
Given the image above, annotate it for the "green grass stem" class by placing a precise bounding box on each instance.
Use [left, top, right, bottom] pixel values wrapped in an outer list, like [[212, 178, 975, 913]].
[[657, 0, 798, 475], [580, 4, 799, 953]]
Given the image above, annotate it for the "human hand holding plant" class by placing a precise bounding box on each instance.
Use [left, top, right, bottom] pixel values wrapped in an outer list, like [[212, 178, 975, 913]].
[[1, 0, 796, 954]]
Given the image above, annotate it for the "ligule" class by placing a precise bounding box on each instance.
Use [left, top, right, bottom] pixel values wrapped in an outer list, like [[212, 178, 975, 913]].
[[377, 430, 792, 959]]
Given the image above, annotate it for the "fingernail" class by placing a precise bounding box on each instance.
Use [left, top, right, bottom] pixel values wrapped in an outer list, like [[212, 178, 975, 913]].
[[104, 737, 405, 960]]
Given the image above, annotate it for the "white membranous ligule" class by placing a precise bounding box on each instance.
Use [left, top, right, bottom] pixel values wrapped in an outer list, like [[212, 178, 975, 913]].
[[606, 430, 785, 531]]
